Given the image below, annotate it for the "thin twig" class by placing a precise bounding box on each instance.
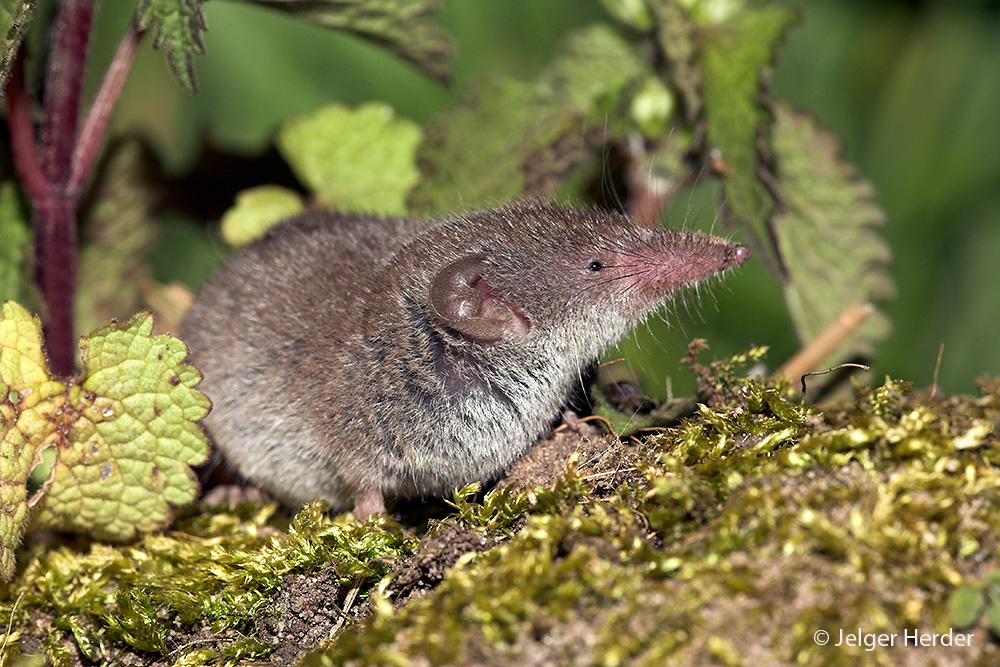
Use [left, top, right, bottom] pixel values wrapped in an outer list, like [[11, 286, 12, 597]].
[[330, 579, 362, 637], [799, 363, 870, 404]]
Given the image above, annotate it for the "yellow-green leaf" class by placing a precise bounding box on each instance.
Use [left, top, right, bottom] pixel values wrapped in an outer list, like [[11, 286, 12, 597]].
[[0, 302, 210, 580], [277, 102, 422, 216], [0, 302, 65, 579], [220, 185, 305, 247], [28, 311, 210, 537]]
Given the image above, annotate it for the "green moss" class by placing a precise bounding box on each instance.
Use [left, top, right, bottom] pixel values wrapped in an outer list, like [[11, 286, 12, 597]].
[[308, 353, 1000, 665], [0, 503, 417, 665]]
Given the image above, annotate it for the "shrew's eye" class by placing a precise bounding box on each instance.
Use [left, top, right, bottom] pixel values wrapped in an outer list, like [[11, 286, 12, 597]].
[[586, 260, 603, 273]]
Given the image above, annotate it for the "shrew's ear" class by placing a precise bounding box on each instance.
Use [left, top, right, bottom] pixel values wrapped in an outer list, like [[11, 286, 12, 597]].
[[429, 254, 527, 343]]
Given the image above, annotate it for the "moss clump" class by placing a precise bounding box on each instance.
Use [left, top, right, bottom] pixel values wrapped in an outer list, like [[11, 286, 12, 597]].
[[308, 357, 1000, 666], [0, 504, 417, 665]]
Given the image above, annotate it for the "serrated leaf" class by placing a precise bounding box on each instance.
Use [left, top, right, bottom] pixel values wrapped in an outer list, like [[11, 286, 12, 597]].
[[246, 0, 452, 82], [0, 180, 31, 304], [0, 302, 210, 580], [0, 0, 35, 93], [542, 24, 648, 120], [138, 0, 207, 94], [409, 78, 562, 214], [949, 586, 985, 629], [29, 311, 210, 536], [770, 104, 892, 360], [278, 102, 421, 215], [699, 5, 797, 273], [0, 302, 64, 579], [220, 185, 305, 247]]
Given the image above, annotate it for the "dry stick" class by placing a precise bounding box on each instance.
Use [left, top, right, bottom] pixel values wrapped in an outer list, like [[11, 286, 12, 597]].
[[798, 363, 870, 404], [775, 301, 875, 387], [330, 579, 363, 637]]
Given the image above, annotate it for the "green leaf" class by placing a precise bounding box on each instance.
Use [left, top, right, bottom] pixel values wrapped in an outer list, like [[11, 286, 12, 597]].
[[0, 0, 35, 93], [0, 302, 210, 580], [542, 24, 648, 120], [0, 181, 31, 304], [698, 5, 797, 273], [409, 78, 562, 214], [770, 104, 892, 359], [29, 311, 210, 535], [650, 1, 701, 124], [220, 185, 305, 247], [277, 102, 422, 215], [246, 0, 452, 82], [600, 0, 653, 31], [138, 0, 207, 94], [0, 302, 64, 580], [949, 586, 985, 629]]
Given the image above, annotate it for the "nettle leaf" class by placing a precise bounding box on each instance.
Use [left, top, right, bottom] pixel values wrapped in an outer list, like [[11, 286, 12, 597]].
[[0, 181, 31, 304], [246, 0, 452, 82], [221, 185, 305, 247], [277, 102, 422, 215], [138, 0, 207, 94], [699, 5, 797, 275], [409, 78, 567, 214], [0, 302, 63, 580], [770, 103, 892, 360], [413, 26, 652, 215], [542, 24, 647, 121], [0, 302, 209, 580], [0, 0, 35, 92]]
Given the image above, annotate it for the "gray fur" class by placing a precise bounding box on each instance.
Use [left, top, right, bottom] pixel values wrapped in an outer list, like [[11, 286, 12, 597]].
[[182, 201, 749, 517]]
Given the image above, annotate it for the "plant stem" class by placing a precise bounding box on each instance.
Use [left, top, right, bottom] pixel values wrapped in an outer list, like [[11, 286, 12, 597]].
[[40, 0, 94, 186], [70, 23, 143, 196], [5, 0, 142, 379], [5, 61, 48, 203]]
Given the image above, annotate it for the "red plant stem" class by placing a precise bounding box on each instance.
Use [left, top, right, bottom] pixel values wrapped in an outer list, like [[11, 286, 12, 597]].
[[5, 60, 49, 203], [70, 23, 143, 196], [40, 0, 94, 186], [34, 196, 79, 377]]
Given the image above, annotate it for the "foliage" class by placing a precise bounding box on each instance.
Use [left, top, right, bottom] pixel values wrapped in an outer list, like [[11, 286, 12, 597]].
[[219, 0, 892, 372], [138, 0, 207, 93], [0, 302, 209, 580], [278, 102, 423, 215]]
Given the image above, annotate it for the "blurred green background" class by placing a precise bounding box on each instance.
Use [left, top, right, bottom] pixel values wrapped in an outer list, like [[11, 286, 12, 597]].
[[89, 0, 1000, 396]]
